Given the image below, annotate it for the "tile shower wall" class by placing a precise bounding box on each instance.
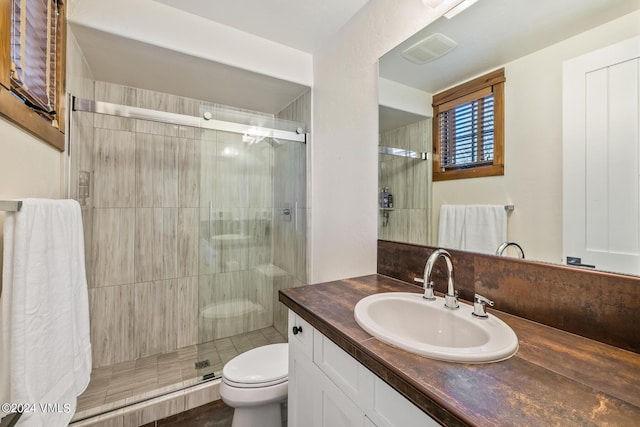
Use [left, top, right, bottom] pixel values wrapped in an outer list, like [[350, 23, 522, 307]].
[[378, 119, 430, 246], [273, 90, 310, 336], [81, 81, 301, 368]]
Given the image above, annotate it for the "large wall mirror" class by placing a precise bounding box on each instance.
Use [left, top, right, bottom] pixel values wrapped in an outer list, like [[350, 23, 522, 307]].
[[378, 0, 640, 275]]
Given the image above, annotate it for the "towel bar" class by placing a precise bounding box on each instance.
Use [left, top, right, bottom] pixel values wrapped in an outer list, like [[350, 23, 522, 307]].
[[0, 201, 22, 212]]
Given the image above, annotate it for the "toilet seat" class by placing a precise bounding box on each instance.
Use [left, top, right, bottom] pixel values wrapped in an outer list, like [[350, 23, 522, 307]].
[[222, 343, 288, 389]]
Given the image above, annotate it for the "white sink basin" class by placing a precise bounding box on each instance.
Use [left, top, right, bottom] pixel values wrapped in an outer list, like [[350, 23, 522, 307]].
[[354, 292, 518, 363]]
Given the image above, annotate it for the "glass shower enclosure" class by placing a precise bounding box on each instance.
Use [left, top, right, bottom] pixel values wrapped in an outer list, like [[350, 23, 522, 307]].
[[69, 84, 307, 416]]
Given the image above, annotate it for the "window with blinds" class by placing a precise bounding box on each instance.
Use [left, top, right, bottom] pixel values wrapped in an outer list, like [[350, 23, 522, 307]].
[[10, 0, 59, 117], [432, 68, 505, 181], [0, 0, 65, 150]]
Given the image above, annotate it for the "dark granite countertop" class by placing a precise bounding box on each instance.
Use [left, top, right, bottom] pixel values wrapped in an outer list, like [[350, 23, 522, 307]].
[[279, 274, 640, 427]]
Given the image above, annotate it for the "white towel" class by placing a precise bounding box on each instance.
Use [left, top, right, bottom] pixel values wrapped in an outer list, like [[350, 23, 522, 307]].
[[438, 204, 507, 255], [0, 199, 91, 426], [437, 205, 466, 251]]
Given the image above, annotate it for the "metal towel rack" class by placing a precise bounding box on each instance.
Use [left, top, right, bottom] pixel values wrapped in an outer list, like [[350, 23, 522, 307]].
[[0, 201, 23, 212], [504, 205, 514, 212]]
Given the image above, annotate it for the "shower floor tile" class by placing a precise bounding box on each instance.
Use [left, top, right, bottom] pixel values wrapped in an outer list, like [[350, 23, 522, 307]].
[[76, 326, 286, 419]]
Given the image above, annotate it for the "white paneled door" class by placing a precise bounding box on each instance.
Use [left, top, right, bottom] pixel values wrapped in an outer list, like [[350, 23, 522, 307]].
[[563, 36, 640, 275]]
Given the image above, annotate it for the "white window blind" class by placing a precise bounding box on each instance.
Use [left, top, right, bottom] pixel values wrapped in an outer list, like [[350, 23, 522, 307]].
[[10, 0, 59, 115]]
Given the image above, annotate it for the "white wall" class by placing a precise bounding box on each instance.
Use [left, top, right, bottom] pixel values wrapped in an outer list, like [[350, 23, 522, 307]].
[[309, 0, 458, 283], [67, 0, 312, 87], [378, 78, 433, 117], [431, 10, 640, 264], [0, 121, 63, 202], [0, 120, 63, 281]]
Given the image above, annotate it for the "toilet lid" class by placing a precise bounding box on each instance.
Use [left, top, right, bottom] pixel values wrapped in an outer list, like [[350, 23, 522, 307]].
[[223, 343, 288, 388]]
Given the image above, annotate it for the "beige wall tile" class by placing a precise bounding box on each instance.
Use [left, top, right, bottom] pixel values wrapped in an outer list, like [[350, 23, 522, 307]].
[[89, 285, 135, 367], [177, 137, 200, 207], [91, 208, 135, 287], [134, 281, 176, 358], [135, 208, 178, 282], [135, 134, 178, 208], [94, 129, 136, 208], [176, 277, 198, 348], [178, 208, 199, 278], [216, 132, 248, 208], [134, 208, 154, 283], [199, 135, 218, 207]]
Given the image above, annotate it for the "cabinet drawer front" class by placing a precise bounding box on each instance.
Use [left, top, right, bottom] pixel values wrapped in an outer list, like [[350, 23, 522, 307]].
[[288, 310, 313, 358]]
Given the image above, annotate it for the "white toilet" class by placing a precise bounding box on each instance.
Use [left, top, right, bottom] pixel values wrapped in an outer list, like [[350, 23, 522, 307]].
[[219, 343, 289, 427]]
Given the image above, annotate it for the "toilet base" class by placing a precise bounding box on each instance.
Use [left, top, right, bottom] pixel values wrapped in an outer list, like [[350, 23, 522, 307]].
[[220, 380, 287, 427], [231, 402, 282, 427]]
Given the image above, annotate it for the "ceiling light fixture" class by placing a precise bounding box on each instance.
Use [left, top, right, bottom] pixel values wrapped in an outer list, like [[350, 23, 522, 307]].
[[444, 0, 479, 19]]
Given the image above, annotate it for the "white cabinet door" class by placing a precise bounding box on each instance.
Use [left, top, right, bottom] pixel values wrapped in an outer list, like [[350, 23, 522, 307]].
[[563, 36, 640, 275], [315, 369, 365, 427], [313, 329, 368, 407], [289, 339, 319, 427], [288, 311, 317, 427]]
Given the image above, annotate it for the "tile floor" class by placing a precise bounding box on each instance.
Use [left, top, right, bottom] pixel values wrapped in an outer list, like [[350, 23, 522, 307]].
[[76, 327, 286, 419]]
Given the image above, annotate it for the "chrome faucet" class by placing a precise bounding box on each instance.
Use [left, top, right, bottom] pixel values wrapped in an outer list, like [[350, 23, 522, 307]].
[[424, 249, 459, 310], [496, 241, 525, 259]]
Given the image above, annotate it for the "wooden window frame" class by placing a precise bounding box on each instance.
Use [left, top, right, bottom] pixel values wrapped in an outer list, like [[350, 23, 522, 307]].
[[432, 68, 505, 181], [0, 0, 66, 151]]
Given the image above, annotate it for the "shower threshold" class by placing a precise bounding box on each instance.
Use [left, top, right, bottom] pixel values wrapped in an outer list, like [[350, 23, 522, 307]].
[[73, 326, 286, 422]]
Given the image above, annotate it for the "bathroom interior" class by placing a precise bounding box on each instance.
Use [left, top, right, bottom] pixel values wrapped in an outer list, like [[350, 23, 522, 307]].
[[1, 0, 639, 426]]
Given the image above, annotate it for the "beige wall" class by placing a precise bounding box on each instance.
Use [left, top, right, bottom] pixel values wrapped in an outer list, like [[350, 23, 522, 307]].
[[0, 103, 64, 291], [432, 10, 640, 264], [310, 0, 453, 283]]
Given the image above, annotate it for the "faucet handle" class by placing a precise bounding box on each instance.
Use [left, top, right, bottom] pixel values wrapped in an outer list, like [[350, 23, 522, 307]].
[[423, 281, 436, 301], [414, 277, 436, 301], [472, 293, 494, 318]]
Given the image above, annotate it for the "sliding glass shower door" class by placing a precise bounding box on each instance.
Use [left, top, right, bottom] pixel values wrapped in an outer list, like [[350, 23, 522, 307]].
[[195, 110, 307, 380]]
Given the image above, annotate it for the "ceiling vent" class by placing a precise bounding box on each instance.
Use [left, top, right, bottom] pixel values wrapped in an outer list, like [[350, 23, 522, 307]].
[[400, 33, 457, 64]]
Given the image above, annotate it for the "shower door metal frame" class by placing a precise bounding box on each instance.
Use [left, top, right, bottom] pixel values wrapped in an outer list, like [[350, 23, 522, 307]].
[[71, 96, 307, 143]]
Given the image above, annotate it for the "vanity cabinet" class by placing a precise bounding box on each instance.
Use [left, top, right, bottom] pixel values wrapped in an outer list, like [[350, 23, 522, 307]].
[[288, 310, 439, 427]]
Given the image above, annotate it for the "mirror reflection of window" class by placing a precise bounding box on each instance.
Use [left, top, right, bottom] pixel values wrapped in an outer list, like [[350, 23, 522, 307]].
[[432, 68, 505, 181]]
